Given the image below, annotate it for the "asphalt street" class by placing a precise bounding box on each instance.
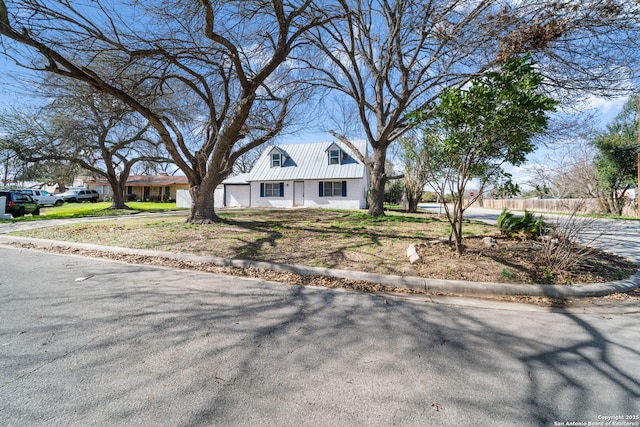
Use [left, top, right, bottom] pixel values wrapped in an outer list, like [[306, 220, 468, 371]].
[[426, 204, 640, 263], [1, 245, 639, 426]]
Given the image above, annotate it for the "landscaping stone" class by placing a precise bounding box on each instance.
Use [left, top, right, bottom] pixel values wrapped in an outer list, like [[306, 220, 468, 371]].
[[483, 237, 498, 247], [406, 244, 417, 257], [406, 243, 421, 264]]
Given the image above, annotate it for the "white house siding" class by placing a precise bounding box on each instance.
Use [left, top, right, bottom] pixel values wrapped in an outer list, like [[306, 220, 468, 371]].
[[303, 179, 365, 209], [251, 181, 293, 208], [176, 189, 191, 208], [225, 184, 251, 207], [214, 187, 224, 207], [250, 179, 365, 210], [175, 142, 370, 211], [242, 140, 370, 211], [176, 187, 249, 209], [177, 187, 225, 208]]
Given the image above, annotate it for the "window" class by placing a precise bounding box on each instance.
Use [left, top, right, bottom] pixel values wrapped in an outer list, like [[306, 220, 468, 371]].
[[260, 182, 284, 197], [271, 153, 282, 167], [319, 181, 347, 197], [328, 149, 341, 165]]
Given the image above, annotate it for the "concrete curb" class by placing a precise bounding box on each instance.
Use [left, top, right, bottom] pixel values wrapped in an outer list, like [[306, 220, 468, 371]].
[[1, 234, 638, 298]]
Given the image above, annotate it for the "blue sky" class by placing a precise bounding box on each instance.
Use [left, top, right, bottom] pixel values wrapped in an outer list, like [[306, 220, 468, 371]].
[[0, 54, 630, 186], [510, 95, 629, 188]]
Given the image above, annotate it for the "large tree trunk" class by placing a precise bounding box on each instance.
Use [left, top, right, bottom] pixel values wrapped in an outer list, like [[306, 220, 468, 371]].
[[407, 193, 420, 213], [188, 181, 220, 224], [604, 192, 625, 216], [110, 186, 128, 209], [612, 195, 626, 216], [367, 149, 387, 216], [367, 172, 386, 216], [106, 175, 129, 210], [405, 179, 422, 213]]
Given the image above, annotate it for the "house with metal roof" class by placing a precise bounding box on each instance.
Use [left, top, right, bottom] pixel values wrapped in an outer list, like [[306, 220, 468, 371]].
[[221, 140, 369, 209]]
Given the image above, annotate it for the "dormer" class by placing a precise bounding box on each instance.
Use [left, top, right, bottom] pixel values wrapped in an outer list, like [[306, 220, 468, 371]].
[[268, 146, 288, 168], [326, 143, 346, 165]]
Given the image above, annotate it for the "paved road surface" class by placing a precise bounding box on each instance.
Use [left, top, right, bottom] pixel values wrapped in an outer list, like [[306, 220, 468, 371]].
[[423, 204, 640, 263], [1, 245, 638, 426]]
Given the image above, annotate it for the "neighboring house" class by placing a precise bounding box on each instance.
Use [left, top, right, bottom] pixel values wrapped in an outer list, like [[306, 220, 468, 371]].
[[77, 173, 189, 202], [214, 140, 369, 209]]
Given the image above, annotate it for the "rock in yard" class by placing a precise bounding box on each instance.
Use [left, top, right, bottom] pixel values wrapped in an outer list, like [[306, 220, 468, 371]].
[[483, 237, 498, 248], [406, 244, 417, 257], [407, 244, 421, 264]]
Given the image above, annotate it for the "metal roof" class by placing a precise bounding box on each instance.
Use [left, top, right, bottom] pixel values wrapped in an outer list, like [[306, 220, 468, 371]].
[[223, 173, 251, 184], [245, 140, 368, 182]]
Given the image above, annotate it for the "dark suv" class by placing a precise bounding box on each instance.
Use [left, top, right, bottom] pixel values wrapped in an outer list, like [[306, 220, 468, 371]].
[[0, 190, 40, 218]]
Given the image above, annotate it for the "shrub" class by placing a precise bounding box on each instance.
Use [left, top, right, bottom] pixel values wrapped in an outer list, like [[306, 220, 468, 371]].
[[497, 209, 545, 240], [535, 210, 599, 273]]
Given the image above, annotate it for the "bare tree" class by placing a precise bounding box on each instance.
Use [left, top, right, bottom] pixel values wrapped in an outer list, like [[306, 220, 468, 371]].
[[0, 136, 24, 187], [534, 102, 639, 216], [0, 89, 170, 208], [394, 134, 430, 213], [8, 160, 79, 193], [0, 0, 332, 222], [525, 137, 600, 199], [303, 0, 640, 216], [233, 145, 267, 175]]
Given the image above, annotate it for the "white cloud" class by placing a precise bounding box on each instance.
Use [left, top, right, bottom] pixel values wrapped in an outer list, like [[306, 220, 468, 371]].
[[583, 95, 627, 116]]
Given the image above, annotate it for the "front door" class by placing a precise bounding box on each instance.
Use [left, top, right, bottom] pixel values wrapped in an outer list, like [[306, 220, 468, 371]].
[[293, 181, 304, 206]]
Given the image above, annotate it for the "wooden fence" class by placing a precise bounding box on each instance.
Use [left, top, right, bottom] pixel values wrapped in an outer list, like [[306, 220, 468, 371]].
[[479, 198, 637, 217]]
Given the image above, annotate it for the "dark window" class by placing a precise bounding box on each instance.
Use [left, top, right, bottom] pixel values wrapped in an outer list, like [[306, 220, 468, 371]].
[[329, 149, 341, 165], [271, 153, 282, 168], [319, 181, 347, 197], [261, 182, 284, 197]]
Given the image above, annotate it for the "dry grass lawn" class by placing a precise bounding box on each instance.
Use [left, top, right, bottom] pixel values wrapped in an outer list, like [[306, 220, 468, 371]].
[[12, 208, 637, 286]]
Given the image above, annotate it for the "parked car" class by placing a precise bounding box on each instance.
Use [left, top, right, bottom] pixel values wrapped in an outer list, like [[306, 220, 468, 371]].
[[19, 189, 63, 207], [55, 189, 100, 203], [0, 190, 40, 217]]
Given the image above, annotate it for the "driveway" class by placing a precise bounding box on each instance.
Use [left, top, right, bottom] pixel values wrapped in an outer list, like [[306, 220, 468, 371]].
[[1, 245, 639, 426]]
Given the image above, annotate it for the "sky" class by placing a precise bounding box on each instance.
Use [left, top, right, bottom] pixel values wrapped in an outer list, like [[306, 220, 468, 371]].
[[0, 54, 631, 188], [274, 94, 630, 192], [509, 95, 629, 189]]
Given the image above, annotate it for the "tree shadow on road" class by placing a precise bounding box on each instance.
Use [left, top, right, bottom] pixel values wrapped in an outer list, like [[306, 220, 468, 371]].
[[2, 255, 639, 425]]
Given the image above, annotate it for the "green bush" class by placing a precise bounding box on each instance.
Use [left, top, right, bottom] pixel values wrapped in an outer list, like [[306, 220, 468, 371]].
[[421, 191, 438, 202], [497, 209, 546, 240]]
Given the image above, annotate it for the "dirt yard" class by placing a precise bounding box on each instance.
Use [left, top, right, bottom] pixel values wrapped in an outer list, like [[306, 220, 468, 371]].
[[12, 208, 637, 286]]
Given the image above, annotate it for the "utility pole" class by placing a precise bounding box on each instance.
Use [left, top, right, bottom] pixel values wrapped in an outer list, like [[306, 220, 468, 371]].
[[638, 96, 640, 217]]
